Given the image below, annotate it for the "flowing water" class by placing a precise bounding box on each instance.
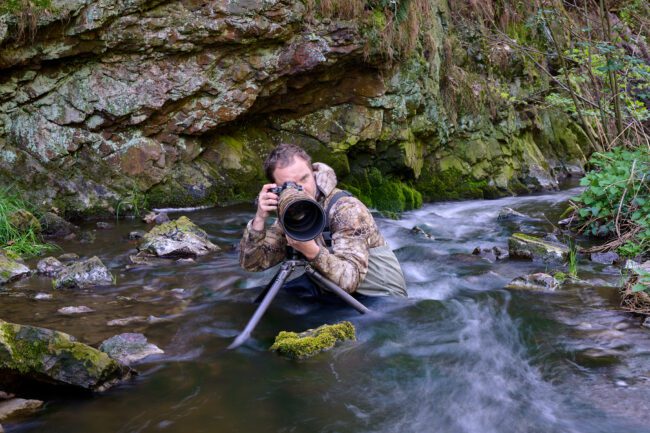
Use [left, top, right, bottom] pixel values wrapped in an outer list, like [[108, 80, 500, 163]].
[[3, 186, 650, 433]]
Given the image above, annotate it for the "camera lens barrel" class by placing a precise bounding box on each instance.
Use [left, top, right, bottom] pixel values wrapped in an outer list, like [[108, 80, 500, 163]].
[[277, 188, 326, 241]]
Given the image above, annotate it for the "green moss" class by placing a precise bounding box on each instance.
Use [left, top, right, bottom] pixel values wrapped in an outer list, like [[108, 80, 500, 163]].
[[0, 322, 47, 374], [416, 167, 499, 201], [270, 321, 356, 360], [553, 271, 567, 283], [342, 168, 423, 215]]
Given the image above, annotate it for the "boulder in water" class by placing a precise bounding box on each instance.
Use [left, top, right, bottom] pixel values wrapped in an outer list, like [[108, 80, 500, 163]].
[[508, 232, 568, 263], [506, 273, 560, 292], [39, 213, 78, 238], [53, 256, 113, 289], [99, 333, 163, 365], [138, 216, 219, 258], [270, 321, 356, 359], [0, 320, 131, 393], [36, 257, 63, 277], [0, 251, 30, 285]]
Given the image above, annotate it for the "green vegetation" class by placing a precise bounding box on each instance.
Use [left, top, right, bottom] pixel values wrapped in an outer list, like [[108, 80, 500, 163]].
[[567, 238, 578, 278], [0, 187, 53, 257], [571, 147, 649, 258], [303, 0, 437, 62], [270, 321, 356, 359], [116, 189, 149, 220], [0, 0, 53, 43], [341, 167, 422, 217]]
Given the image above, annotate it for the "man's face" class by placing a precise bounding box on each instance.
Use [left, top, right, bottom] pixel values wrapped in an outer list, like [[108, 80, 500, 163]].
[[272, 156, 317, 199]]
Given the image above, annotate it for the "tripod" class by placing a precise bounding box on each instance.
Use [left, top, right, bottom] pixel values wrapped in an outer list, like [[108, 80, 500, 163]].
[[228, 248, 370, 349]]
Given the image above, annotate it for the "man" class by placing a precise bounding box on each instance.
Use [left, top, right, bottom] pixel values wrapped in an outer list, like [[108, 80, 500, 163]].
[[239, 143, 407, 298]]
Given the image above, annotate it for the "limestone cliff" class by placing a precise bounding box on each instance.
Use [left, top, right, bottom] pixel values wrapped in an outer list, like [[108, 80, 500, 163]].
[[0, 0, 591, 216]]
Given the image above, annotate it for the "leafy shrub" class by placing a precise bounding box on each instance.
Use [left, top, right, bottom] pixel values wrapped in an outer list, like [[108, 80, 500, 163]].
[[572, 147, 649, 257]]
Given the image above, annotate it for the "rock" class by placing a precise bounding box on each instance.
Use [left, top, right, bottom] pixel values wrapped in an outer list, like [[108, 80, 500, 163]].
[[58, 253, 79, 262], [574, 348, 621, 367], [0, 320, 130, 392], [57, 306, 95, 315], [0, 392, 14, 401], [99, 333, 164, 365], [642, 317, 650, 329], [0, 398, 43, 421], [127, 230, 145, 240], [270, 321, 356, 359], [128, 253, 172, 267], [0, 251, 30, 285], [508, 232, 568, 263], [506, 273, 560, 292], [33, 293, 52, 300], [39, 213, 78, 238], [410, 224, 435, 239], [7, 210, 41, 234], [590, 251, 619, 265], [106, 316, 148, 327], [143, 212, 170, 224], [36, 257, 63, 276], [96, 222, 113, 230], [497, 207, 529, 221], [53, 256, 113, 289], [471, 246, 509, 262], [138, 216, 219, 258], [79, 231, 96, 243]]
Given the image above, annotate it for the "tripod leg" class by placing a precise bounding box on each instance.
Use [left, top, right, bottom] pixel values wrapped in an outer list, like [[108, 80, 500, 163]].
[[228, 262, 294, 349], [305, 267, 370, 314]]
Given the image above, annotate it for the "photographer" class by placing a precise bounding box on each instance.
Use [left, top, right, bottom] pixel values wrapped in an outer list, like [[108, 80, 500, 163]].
[[239, 143, 407, 299]]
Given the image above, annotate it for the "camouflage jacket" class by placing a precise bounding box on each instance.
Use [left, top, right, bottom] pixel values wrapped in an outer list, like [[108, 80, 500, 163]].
[[239, 163, 394, 294]]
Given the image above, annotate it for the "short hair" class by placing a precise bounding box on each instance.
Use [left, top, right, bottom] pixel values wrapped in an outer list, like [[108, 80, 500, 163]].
[[264, 144, 312, 182]]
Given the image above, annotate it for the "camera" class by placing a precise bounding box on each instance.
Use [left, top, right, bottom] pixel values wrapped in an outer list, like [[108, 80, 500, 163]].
[[270, 182, 326, 241]]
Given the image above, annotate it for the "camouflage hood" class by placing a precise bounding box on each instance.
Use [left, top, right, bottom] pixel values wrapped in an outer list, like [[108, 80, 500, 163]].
[[313, 162, 337, 200]]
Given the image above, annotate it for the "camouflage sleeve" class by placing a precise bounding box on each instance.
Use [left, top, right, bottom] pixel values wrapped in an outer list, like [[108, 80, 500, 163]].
[[239, 219, 287, 271], [309, 197, 374, 293]]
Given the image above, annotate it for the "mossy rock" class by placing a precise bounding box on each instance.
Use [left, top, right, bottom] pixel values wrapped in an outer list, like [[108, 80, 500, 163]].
[[139, 216, 219, 258], [508, 232, 569, 263], [0, 320, 130, 392], [270, 321, 356, 360], [0, 250, 30, 285]]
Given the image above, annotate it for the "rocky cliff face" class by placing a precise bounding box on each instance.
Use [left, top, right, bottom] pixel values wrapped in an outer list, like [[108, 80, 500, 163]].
[[0, 0, 590, 216]]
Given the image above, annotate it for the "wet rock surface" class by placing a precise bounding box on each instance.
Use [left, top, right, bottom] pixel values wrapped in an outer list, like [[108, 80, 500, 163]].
[[506, 273, 560, 292], [138, 216, 219, 258], [0, 252, 30, 285], [270, 322, 356, 360], [508, 232, 569, 263], [0, 320, 130, 393], [99, 333, 164, 366], [53, 256, 113, 289]]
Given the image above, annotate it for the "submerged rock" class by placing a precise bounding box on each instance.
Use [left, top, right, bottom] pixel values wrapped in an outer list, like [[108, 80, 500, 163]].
[[0, 251, 30, 285], [506, 273, 560, 292], [99, 333, 163, 365], [138, 216, 219, 258], [0, 320, 130, 393], [39, 213, 78, 239], [143, 212, 170, 225], [57, 306, 94, 315], [270, 321, 356, 360], [53, 256, 113, 289], [508, 232, 568, 263], [0, 398, 43, 421], [497, 207, 529, 221]]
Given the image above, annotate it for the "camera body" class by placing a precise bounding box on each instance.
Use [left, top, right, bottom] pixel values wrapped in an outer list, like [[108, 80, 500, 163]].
[[269, 181, 303, 195]]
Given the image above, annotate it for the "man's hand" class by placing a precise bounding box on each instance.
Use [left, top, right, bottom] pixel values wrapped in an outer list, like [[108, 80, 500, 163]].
[[252, 183, 278, 231], [286, 237, 320, 261]]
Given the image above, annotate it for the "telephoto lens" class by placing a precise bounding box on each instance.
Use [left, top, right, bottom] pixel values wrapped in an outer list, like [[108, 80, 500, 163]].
[[276, 187, 326, 241]]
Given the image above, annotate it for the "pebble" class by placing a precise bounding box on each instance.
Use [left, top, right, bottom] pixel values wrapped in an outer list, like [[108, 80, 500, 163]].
[[615, 380, 628, 387], [58, 253, 79, 261], [34, 293, 52, 300], [96, 222, 114, 230], [642, 317, 650, 329]]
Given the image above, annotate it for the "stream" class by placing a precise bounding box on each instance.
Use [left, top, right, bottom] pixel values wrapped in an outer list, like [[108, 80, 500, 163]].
[[3, 185, 650, 433]]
